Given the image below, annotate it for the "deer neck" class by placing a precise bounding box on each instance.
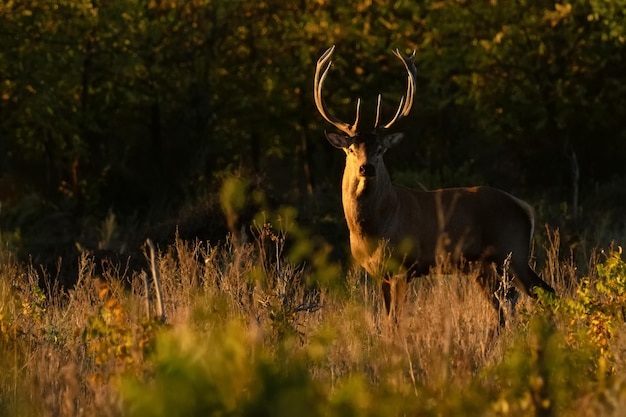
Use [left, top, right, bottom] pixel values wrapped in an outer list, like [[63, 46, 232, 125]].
[[341, 168, 397, 236]]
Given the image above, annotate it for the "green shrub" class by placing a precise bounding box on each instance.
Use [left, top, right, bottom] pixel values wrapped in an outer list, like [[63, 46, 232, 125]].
[[120, 322, 326, 417]]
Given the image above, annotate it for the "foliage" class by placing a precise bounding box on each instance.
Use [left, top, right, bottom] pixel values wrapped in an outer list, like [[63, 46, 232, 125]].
[[2, 222, 626, 416], [3, 0, 626, 414], [120, 323, 328, 417], [556, 248, 626, 371], [488, 314, 598, 416], [82, 279, 159, 384]]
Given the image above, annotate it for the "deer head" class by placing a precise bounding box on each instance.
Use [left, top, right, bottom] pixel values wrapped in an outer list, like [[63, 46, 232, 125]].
[[314, 46, 416, 182]]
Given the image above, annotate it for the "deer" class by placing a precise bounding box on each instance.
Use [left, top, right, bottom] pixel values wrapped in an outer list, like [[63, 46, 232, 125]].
[[314, 45, 555, 326]]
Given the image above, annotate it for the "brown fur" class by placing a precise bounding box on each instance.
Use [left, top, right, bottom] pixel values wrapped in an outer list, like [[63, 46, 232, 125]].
[[330, 131, 554, 325], [315, 46, 553, 326]]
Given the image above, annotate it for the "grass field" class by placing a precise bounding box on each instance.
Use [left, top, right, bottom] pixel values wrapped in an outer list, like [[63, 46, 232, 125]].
[[1, 223, 626, 417]]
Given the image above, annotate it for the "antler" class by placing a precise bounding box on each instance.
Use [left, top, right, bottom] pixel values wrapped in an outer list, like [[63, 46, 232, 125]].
[[375, 49, 416, 130], [314, 45, 361, 137], [315, 46, 416, 134]]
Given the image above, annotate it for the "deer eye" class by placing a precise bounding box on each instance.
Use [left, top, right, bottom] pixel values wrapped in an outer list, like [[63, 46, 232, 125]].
[[375, 146, 383, 155]]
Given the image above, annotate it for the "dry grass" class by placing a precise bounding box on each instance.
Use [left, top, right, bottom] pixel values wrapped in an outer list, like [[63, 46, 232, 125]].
[[1, 227, 626, 416]]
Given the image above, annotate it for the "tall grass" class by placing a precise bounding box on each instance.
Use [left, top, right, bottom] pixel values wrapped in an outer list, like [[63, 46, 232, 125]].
[[1, 223, 626, 416]]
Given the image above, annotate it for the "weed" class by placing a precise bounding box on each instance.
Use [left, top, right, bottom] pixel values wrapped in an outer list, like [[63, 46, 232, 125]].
[[1, 223, 626, 416]]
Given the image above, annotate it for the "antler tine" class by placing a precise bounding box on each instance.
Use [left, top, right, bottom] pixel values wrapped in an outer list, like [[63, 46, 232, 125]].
[[353, 97, 361, 132], [380, 48, 417, 129], [382, 96, 406, 129], [396, 49, 416, 117], [375, 94, 382, 128], [314, 45, 359, 137]]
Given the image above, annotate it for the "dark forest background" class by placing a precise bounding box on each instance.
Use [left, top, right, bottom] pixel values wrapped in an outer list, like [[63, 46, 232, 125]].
[[1, 0, 625, 284]]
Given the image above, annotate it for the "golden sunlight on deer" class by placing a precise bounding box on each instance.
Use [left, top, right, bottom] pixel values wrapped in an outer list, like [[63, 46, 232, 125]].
[[314, 45, 555, 326]]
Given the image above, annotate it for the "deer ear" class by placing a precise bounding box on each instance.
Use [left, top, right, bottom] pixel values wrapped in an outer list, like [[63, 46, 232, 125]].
[[325, 131, 352, 149], [382, 132, 404, 149]]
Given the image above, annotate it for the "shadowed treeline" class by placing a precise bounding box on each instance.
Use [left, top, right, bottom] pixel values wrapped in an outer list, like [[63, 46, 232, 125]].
[[1, 1, 626, 275]]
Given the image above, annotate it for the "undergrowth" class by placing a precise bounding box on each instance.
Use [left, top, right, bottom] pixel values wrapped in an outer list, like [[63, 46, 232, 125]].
[[1, 221, 626, 416]]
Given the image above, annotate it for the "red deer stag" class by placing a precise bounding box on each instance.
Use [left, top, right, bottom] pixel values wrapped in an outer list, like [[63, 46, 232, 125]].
[[314, 45, 555, 325]]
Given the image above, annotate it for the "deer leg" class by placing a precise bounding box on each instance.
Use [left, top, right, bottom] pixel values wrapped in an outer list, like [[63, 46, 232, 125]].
[[381, 275, 408, 322], [394, 276, 407, 320], [381, 279, 393, 316], [511, 263, 555, 298], [475, 263, 517, 327]]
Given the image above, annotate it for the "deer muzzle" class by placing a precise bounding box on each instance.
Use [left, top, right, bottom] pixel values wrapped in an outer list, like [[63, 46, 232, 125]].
[[359, 163, 376, 178]]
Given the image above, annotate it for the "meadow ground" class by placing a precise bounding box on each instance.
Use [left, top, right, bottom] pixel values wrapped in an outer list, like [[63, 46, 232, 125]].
[[1, 226, 626, 417]]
